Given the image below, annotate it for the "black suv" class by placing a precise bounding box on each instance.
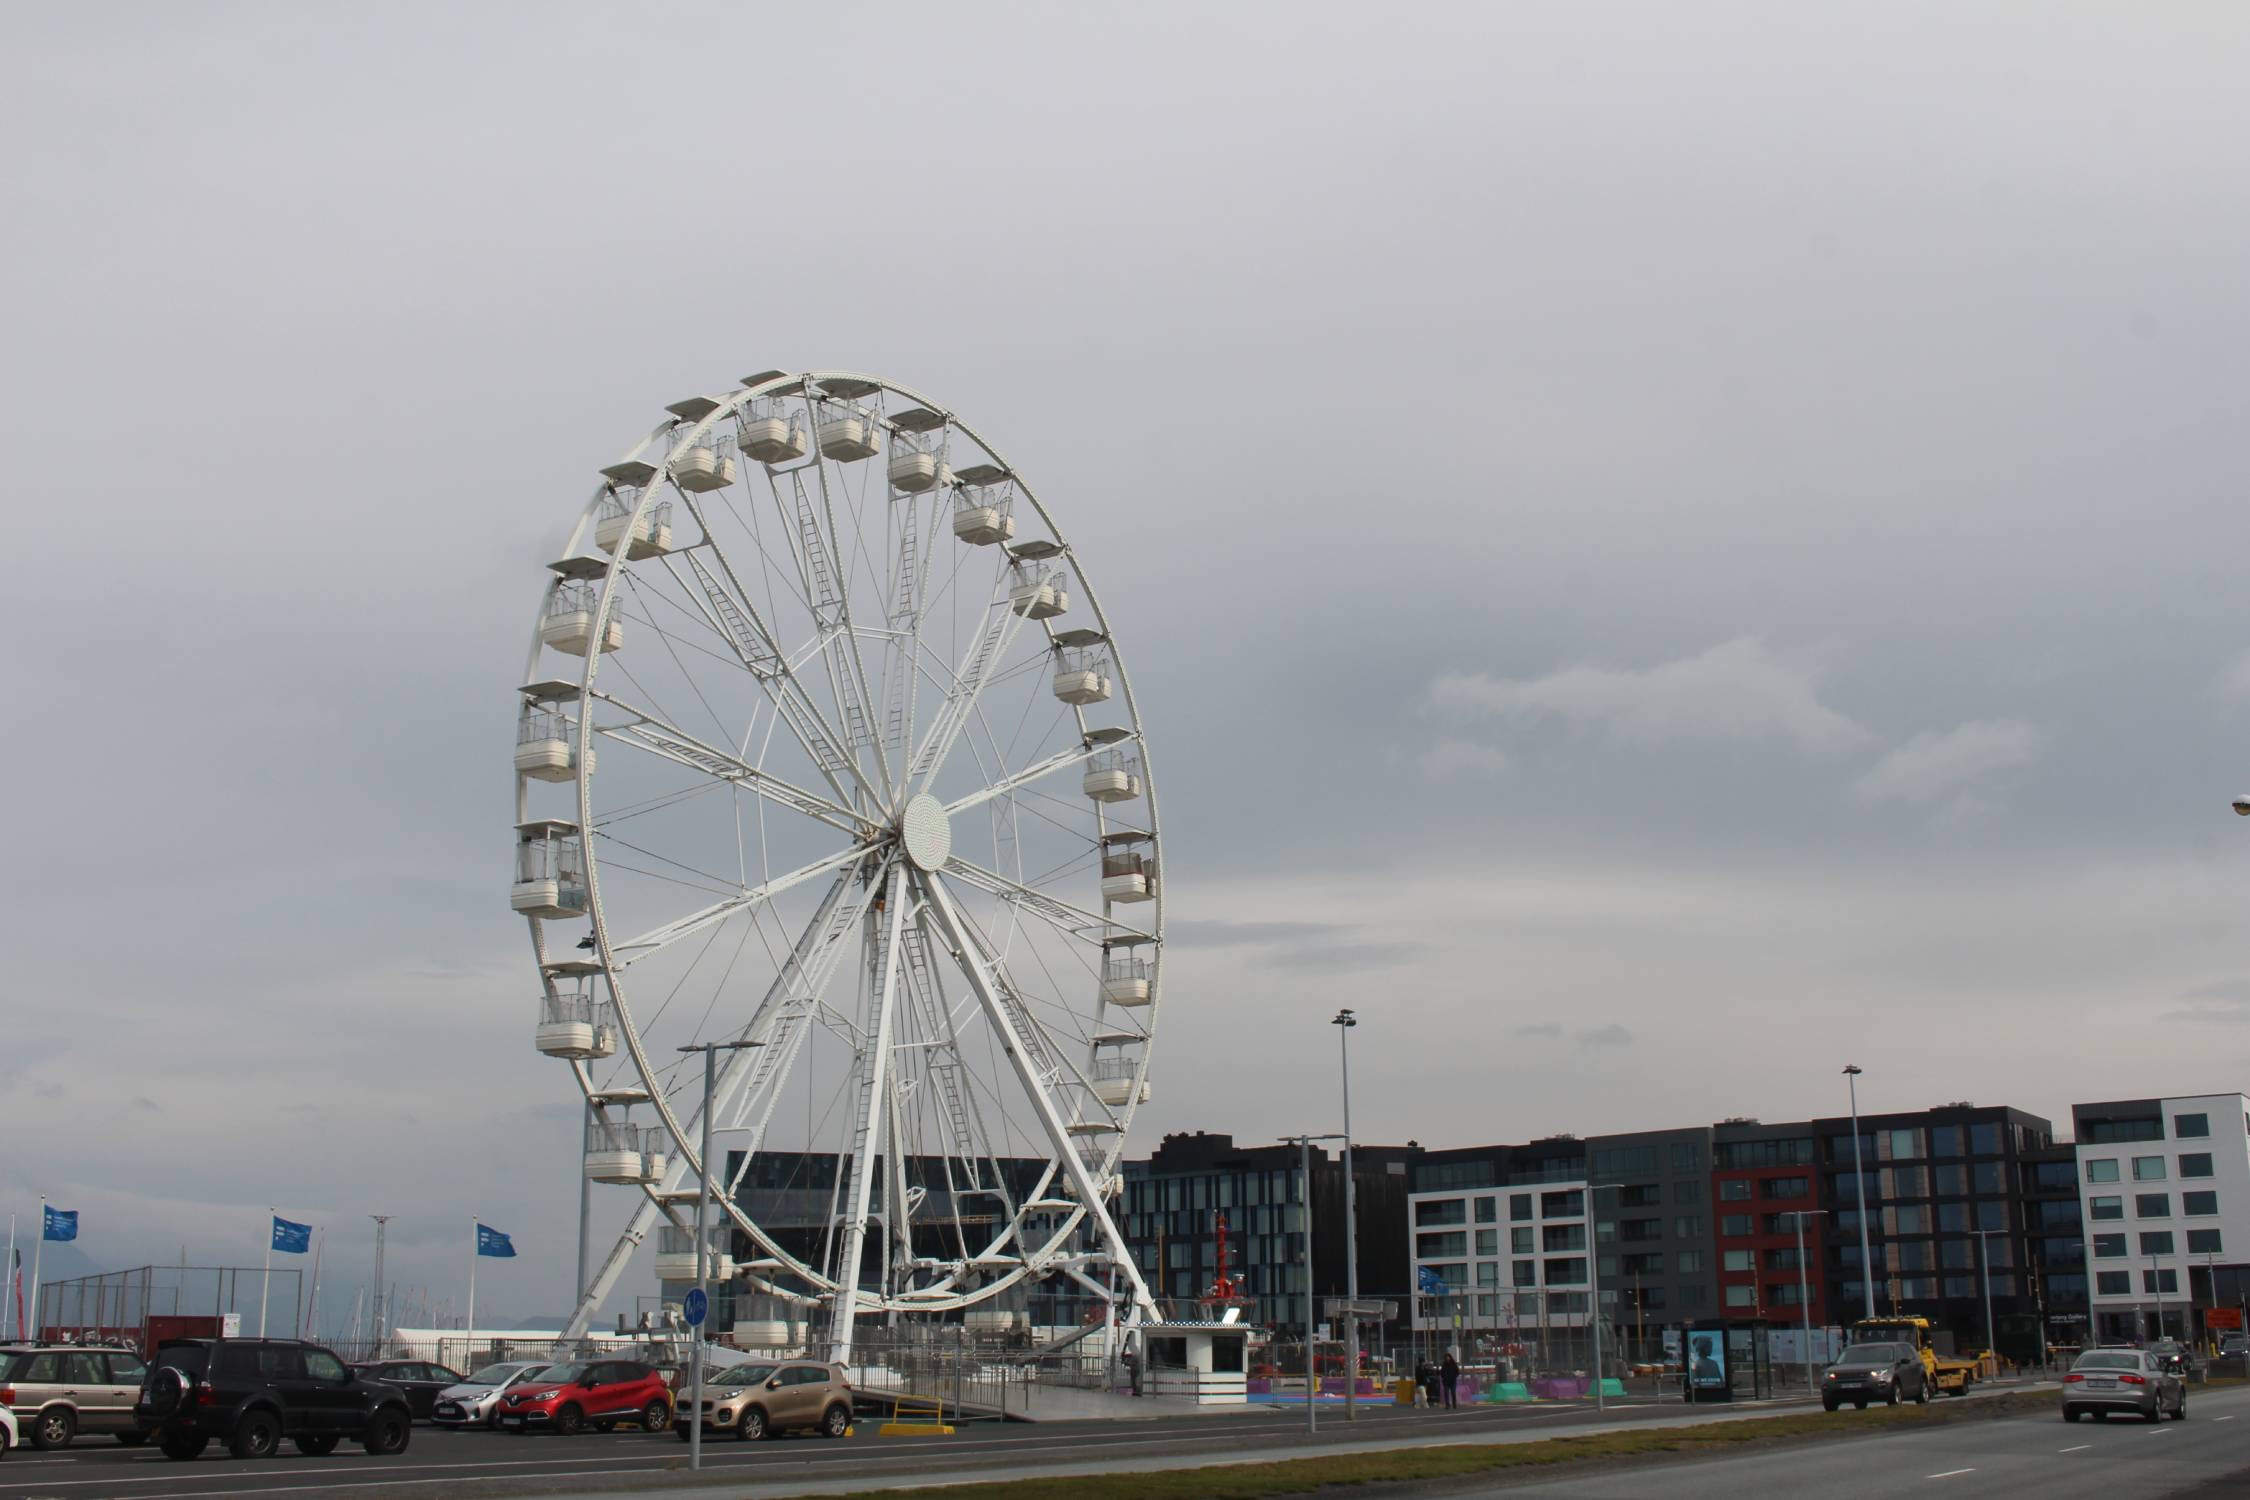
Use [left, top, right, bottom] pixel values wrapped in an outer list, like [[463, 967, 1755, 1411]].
[[135, 1338, 413, 1460]]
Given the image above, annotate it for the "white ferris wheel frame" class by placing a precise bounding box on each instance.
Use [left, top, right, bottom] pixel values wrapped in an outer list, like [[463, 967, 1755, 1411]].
[[514, 371, 1163, 1361]]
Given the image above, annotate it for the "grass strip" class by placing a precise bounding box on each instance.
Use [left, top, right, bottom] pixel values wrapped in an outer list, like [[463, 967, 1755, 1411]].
[[789, 1391, 2059, 1500]]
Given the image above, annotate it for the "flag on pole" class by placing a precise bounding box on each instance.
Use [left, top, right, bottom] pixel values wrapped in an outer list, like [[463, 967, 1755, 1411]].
[[42, 1207, 78, 1242], [271, 1216, 313, 1254], [1416, 1265, 1448, 1296], [475, 1224, 517, 1258]]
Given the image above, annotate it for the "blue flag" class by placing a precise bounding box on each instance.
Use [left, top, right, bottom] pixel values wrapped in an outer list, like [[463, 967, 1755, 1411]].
[[42, 1207, 78, 1242], [271, 1216, 312, 1254], [476, 1223, 516, 1259], [1416, 1264, 1448, 1296]]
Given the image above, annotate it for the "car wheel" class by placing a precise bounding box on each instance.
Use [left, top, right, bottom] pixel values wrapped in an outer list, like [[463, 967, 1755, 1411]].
[[32, 1406, 76, 1451], [1886, 1385, 1899, 1407], [2092, 1410, 2108, 1421], [229, 1410, 281, 1460], [674, 1423, 693, 1442], [595, 1421, 615, 1433], [1854, 1400, 1867, 1410], [1916, 1382, 1930, 1405], [159, 1430, 210, 1460], [554, 1404, 585, 1437], [362, 1408, 411, 1455], [641, 1399, 670, 1433], [2063, 1408, 2081, 1422], [294, 1434, 341, 1456], [2143, 1402, 2163, 1424], [739, 1406, 768, 1441], [1822, 1398, 1838, 1412], [821, 1403, 850, 1438]]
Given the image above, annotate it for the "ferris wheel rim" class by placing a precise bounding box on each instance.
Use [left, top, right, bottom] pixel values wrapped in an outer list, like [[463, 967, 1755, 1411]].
[[518, 370, 1164, 1322]]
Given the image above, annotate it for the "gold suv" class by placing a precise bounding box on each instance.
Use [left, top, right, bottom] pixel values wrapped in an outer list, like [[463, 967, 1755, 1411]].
[[675, 1359, 852, 1441]]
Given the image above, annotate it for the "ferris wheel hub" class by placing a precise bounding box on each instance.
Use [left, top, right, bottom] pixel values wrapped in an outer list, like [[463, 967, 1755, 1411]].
[[898, 793, 953, 873]]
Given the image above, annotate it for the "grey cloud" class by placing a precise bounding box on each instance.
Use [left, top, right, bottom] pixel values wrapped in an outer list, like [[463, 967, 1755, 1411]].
[[2163, 979, 2250, 1024], [1576, 1025, 1635, 1048], [1511, 1023, 1564, 1039], [1168, 920, 1340, 948], [1267, 941, 1431, 975], [1854, 721, 2043, 805]]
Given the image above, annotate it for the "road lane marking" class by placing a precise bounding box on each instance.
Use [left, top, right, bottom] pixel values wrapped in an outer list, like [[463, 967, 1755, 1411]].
[[1925, 1469, 1976, 1479], [2216, 1415, 2234, 1422], [2058, 1444, 2090, 1452]]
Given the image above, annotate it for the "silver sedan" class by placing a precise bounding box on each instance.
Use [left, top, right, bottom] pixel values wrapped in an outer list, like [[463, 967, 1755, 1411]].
[[2061, 1348, 2185, 1423], [431, 1362, 554, 1428]]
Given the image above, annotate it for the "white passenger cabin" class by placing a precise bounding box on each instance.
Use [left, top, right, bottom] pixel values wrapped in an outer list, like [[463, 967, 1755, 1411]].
[[595, 493, 674, 559], [653, 1225, 736, 1284], [738, 399, 807, 465], [1009, 563, 1070, 620], [887, 433, 952, 492], [536, 991, 616, 1060], [816, 403, 881, 462], [516, 682, 591, 781], [513, 819, 588, 919], [1100, 945, 1153, 1006], [952, 485, 1016, 546], [585, 1118, 664, 1184], [1082, 750, 1141, 803], [1052, 636, 1113, 705], [541, 579, 621, 656], [670, 444, 736, 493], [1099, 830, 1156, 903]]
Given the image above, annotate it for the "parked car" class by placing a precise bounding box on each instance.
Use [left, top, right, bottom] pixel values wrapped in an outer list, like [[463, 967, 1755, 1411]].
[[134, 1337, 414, 1460], [351, 1360, 464, 1422], [2061, 1347, 2186, 1423], [0, 1345, 152, 1448], [0, 1400, 18, 1458], [674, 1359, 852, 1441], [2219, 1332, 2248, 1359], [431, 1362, 552, 1428], [493, 1360, 671, 1435], [1820, 1342, 1929, 1410]]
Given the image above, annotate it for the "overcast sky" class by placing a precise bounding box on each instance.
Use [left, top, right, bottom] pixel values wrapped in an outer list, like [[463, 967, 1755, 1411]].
[[6, 2, 2250, 1324]]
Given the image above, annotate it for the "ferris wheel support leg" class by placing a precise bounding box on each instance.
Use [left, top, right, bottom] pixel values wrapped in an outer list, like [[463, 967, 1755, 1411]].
[[919, 872, 1160, 1328], [826, 863, 909, 1368]]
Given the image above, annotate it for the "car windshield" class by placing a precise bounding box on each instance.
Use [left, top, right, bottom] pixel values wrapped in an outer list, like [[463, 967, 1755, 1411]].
[[2075, 1352, 2143, 1371], [465, 1363, 538, 1386], [537, 1362, 588, 1383], [1835, 1346, 1898, 1366], [710, 1363, 777, 1387]]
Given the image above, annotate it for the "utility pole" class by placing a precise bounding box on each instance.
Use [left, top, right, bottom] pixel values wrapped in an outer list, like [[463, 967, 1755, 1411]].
[[1333, 1008, 1360, 1421], [1281, 1133, 1345, 1436], [369, 1216, 392, 1355], [1843, 1065, 1875, 1321], [680, 1040, 760, 1473], [1790, 1210, 1830, 1398]]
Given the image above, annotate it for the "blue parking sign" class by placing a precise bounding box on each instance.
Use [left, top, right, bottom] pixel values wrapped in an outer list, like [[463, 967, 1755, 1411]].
[[683, 1287, 708, 1328]]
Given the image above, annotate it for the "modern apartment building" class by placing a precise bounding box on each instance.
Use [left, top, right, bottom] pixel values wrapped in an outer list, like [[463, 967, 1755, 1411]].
[[1710, 1118, 1827, 1327], [1406, 1138, 1592, 1334], [1589, 1126, 1719, 1329], [2021, 1142, 2090, 1346], [1119, 1130, 1419, 1330], [2074, 1094, 2250, 1344]]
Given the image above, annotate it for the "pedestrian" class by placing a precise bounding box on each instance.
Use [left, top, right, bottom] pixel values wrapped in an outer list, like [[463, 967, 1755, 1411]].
[[1441, 1348, 1460, 1409], [1415, 1354, 1435, 1408]]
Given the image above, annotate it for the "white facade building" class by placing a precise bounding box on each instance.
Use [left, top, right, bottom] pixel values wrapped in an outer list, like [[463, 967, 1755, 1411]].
[[1407, 1175, 1592, 1334], [2075, 1093, 2250, 1344]]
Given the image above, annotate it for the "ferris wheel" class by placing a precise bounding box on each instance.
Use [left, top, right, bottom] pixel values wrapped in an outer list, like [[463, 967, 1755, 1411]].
[[511, 371, 1162, 1361]]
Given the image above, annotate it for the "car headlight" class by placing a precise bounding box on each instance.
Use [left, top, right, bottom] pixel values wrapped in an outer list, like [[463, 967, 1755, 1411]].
[[1824, 1370, 1837, 1380], [1871, 1370, 1892, 1382]]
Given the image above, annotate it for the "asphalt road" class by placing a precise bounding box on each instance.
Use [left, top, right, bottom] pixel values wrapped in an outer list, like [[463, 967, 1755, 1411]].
[[0, 1382, 2127, 1500], [1488, 1380, 2250, 1499]]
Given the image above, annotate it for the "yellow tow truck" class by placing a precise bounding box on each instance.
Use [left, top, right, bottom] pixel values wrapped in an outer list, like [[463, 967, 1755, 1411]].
[[1853, 1316, 1979, 1397]]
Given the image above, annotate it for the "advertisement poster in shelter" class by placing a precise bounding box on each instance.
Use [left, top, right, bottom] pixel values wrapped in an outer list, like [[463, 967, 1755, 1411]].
[[1688, 1330, 1727, 1391]]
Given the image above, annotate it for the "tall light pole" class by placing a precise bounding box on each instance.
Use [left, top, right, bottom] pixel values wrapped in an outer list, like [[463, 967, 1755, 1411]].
[[1843, 1065, 1875, 1321], [679, 1039, 761, 1472], [1587, 1183, 1613, 1413], [369, 1215, 391, 1356], [1332, 1008, 1360, 1422], [2151, 1250, 2169, 1343], [1790, 1209, 1831, 1398], [1973, 1227, 2004, 1371], [1281, 1133, 1345, 1436]]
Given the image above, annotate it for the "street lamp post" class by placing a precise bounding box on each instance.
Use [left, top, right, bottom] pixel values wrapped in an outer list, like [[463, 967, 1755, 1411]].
[[1282, 1133, 1346, 1437], [678, 1039, 761, 1473], [1333, 1008, 1360, 1422], [1843, 1065, 1875, 1321], [2151, 1251, 2169, 1343], [1790, 1210, 1831, 1398], [1587, 1184, 1613, 1414], [1973, 1228, 2004, 1373]]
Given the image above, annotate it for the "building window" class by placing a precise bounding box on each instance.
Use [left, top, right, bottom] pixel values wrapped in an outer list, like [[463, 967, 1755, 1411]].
[[2140, 1232, 2174, 1255], [1721, 1214, 1752, 1236], [1476, 1196, 1499, 1223], [2086, 1117, 2164, 1144], [1621, 1252, 1664, 1277], [1723, 1249, 1755, 1272], [1476, 1229, 1499, 1256], [1477, 1262, 1499, 1287], [1544, 1257, 1587, 1286], [1762, 1177, 1810, 1200], [1766, 1247, 1806, 1271], [1884, 1167, 1929, 1197], [1973, 1162, 2005, 1194], [1674, 1179, 1703, 1205], [1883, 1128, 1923, 1160], [1543, 1224, 1587, 1253], [1970, 1122, 2001, 1155], [1769, 1282, 1804, 1306], [1416, 1199, 1467, 1226], [1673, 1141, 1702, 1173], [2181, 1153, 2215, 1179], [2188, 1228, 2224, 1255], [2135, 1194, 2171, 1219], [1676, 1250, 1704, 1273], [1934, 1164, 1967, 1195], [2092, 1234, 2126, 1258], [1937, 1203, 1969, 1233], [1619, 1184, 1663, 1208], [1977, 1200, 2010, 1231], [2184, 1191, 2219, 1217], [2085, 1159, 2121, 1183], [1512, 1227, 1534, 1254], [2095, 1271, 2131, 1296], [2143, 1268, 2180, 1295], [1724, 1285, 1756, 1307], [1931, 1125, 1965, 1158], [1513, 1260, 1537, 1287], [1674, 1215, 1702, 1239], [2175, 1113, 2210, 1139], [1618, 1217, 1664, 1243], [1511, 1194, 1533, 1221], [1541, 1190, 1584, 1218], [2132, 1157, 2167, 1182], [2090, 1196, 2123, 1221], [1891, 1204, 1929, 1234], [1719, 1179, 1752, 1201]]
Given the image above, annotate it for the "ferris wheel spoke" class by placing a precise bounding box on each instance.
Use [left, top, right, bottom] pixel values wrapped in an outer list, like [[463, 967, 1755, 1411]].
[[608, 846, 873, 963], [942, 856, 1149, 944], [826, 862, 908, 1363], [904, 568, 1040, 800], [942, 738, 1120, 817], [920, 870, 1155, 1319], [588, 689, 872, 837]]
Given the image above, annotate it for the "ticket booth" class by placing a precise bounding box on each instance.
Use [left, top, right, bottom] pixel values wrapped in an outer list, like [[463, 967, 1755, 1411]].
[[1140, 1321, 1251, 1405]]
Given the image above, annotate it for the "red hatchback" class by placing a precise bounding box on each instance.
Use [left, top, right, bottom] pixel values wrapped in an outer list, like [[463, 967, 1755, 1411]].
[[493, 1360, 671, 1436]]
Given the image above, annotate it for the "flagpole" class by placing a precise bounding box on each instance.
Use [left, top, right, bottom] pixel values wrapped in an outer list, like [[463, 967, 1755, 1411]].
[[260, 1207, 274, 1338], [467, 1217, 478, 1367], [304, 1229, 325, 1339], [29, 1197, 46, 1340], [2, 1213, 15, 1341]]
